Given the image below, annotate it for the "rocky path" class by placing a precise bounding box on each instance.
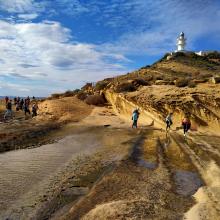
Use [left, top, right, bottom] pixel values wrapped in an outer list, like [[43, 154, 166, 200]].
[[0, 125, 137, 220], [1, 121, 220, 219], [63, 129, 205, 220], [171, 132, 220, 219]]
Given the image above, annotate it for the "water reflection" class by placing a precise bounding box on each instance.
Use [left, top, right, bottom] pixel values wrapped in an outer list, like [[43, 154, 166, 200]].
[[174, 170, 203, 196]]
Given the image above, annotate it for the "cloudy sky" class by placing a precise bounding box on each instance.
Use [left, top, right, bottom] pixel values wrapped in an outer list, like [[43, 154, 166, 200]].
[[0, 0, 220, 96]]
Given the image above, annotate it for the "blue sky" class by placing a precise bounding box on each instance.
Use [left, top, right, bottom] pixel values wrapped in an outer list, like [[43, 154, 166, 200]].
[[0, 0, 220, 96]]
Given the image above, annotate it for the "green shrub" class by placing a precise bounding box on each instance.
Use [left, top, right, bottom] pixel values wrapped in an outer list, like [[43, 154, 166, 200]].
[[132, 78, 149, 86], [95, 81, 108, 91], [155, 75, 164, 80], [206, 51, 220, 59], [85, 95, 106, 106], [62, 90, 75, 97], [143, 75, 153, 81], [188, 81, 196, 88], [73, 89, 80, 94], [76, 91, 88, 100], [115, 82, 136, 93], [175, 78, 189, 87], [174, 52, 186, 57], [51, 93, 60, 99], [199, 73, 213, 78], [81, 83, 93, 91], [140, 65, 151, 69], [195, 73, 212, 83]]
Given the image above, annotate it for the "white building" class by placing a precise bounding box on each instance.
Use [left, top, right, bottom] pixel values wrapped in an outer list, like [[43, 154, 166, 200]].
[[195, 50, 217, 56], [176, 32, 186, 52], [167, 32, 219, 60]]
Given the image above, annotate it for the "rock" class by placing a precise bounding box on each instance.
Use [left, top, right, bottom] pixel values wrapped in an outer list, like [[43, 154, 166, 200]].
[[211, 76, 220, 84], [155, 80, 171, 85], [166, 55, 173, 60]]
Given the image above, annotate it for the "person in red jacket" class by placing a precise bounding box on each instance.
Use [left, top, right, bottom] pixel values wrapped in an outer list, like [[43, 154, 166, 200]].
[[182, 116, 191, 137]]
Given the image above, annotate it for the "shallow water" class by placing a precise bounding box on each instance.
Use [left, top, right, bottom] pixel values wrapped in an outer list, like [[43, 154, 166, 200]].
[[0, 127, 104, 219], [138, 159, 157, 169], [0, 126, 136, 219], [174, 170, 203, 196]]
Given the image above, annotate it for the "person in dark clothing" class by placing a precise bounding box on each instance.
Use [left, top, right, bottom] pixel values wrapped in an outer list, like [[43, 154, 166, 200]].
[[16, 102, 20, 111], [26, 96, 30, 105], [14, 97, 17, 106], [182, 117, 191, 137], [24, 99, 31, 115], [165, 113, 173, 131], [32, 103, 38, 117], [4, 100, 13, 120], [5, 96, 9, 106], [19, 99, 24, 110]]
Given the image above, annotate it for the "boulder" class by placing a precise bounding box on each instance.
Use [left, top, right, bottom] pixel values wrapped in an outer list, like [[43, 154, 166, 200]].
[[211, 76, 220, 84]]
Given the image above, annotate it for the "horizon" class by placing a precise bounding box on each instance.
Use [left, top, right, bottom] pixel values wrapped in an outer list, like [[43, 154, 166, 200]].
[[0, 0, 220, 96]]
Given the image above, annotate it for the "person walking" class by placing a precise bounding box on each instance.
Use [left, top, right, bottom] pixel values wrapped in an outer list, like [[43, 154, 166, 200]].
[[19, 99, 24, 110], [26, 96, 30, 105], [182, 116, 191, 137], [5, 96, 9, 106], [13, 97, 17, 106], [132, 108, 140, 129], [165, 113, 173, 131], [24, 99, 31, 115], [4, 100, 13, 120], [32, 103, 38, 117], [16, 102, 20, 111]]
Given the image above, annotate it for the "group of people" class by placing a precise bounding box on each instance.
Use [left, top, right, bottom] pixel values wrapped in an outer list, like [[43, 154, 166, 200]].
[[131, 108, 191, 137], [4, 96, 38, 120], [165, 113, 191, 136]]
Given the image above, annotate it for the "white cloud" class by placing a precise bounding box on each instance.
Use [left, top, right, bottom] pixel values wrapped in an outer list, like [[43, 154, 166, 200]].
[[0, 20, 128, 96], [54, 0, 90, 16], [94, 0, 220, 56], [53, 0, 220, 55], [18, 13, 38, 20], [0, 0, 45, 14], [1, 0, 220, 96]]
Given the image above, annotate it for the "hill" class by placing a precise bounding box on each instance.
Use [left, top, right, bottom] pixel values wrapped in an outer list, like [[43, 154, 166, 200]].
[[75, 51, 220, 133]]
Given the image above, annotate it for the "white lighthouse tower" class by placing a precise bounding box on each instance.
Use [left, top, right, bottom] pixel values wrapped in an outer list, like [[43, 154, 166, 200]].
[[176, 32, 186, 52]]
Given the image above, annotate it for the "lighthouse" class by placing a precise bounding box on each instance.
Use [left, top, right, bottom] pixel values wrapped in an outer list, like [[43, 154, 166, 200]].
[[176, 32, 186, 52]]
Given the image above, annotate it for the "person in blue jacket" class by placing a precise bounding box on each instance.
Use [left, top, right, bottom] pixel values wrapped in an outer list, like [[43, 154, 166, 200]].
[[132, 108, 140, 128]]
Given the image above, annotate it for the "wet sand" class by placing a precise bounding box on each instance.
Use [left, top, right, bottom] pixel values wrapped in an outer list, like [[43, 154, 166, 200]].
[[0, 97, 93, 153], [0, 125, 138, 219]]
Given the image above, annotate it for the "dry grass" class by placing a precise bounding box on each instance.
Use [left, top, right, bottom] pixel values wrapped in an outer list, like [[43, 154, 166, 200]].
[[38, 96, 93, 123]]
